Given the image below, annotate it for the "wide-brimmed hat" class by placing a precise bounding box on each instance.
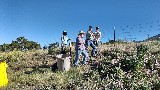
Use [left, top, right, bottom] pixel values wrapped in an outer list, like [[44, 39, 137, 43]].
[[79, 30, 85, 34]]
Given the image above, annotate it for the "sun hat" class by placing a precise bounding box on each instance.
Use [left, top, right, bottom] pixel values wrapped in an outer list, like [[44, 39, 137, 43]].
[[79, 30, 85, 34]]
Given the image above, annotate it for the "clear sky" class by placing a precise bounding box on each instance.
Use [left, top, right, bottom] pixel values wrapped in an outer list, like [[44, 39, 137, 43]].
[[0, 0, 160, 46]]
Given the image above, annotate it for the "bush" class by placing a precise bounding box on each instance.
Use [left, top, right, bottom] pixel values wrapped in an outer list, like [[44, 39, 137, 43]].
[[48, 42, 60, 55], [0, 50, 24, 63]]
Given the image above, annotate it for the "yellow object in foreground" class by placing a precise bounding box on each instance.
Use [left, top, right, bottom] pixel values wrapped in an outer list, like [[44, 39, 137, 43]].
[[0, 61, 8, 88]]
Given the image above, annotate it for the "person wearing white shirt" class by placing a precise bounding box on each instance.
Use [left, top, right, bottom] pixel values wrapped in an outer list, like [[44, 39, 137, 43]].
[[94, 27, 101, 47], [61, 31, 71, 54]]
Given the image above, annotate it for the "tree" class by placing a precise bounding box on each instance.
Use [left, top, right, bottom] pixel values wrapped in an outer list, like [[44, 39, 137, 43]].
[[1, 43, 10, 52], [10, 41, 19, 50], [48, 42, 60, 55], [43, 45, 48, 50], [0, 36, 41, 52]]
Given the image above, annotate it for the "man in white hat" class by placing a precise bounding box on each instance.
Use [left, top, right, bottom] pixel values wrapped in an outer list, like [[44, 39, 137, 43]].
[[74, 30, 88, 66]]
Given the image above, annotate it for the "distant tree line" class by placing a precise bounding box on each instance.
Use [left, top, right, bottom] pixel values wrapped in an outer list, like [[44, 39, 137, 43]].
[[0, 36, 41, 52]]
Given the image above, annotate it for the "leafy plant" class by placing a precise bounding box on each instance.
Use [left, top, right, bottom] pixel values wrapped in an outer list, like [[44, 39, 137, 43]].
[[48, 42, 60, 55]]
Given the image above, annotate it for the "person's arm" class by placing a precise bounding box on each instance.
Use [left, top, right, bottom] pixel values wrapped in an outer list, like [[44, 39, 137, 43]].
[[61, 36, 64, 47], [93, 32, 97, 41], [92, 32, 95, 39], [67, 37, 71, 42], [98, 32, 101, 39], [76, 37, 80, 49], [61, 36, 65, 42]]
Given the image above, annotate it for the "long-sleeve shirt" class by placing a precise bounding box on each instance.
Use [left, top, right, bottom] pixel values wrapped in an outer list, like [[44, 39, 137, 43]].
[[75, 36, 85, 50], [61, 36, 69, 45]]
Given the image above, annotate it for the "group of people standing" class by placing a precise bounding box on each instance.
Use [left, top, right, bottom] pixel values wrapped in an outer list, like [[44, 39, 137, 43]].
[[61, 26, 101, 67]]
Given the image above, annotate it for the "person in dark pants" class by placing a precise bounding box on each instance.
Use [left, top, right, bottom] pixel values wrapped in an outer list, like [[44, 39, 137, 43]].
[[61, 31, 71, 54]]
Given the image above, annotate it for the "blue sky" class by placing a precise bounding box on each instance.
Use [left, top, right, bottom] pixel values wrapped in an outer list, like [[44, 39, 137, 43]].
[[0, 0, 160, 46]]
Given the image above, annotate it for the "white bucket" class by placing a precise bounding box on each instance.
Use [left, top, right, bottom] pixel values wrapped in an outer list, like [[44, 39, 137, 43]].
[[56, 54, 71, 71]]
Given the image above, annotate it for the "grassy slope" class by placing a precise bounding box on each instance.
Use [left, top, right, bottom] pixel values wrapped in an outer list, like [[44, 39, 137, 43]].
[[0, 41, 160, 90]]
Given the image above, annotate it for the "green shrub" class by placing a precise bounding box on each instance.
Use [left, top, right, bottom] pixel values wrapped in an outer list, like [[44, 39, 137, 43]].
[[0, 50, 24, 63]]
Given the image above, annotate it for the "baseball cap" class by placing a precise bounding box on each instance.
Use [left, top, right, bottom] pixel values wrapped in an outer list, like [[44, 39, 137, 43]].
[[96, 27, 99, 30]]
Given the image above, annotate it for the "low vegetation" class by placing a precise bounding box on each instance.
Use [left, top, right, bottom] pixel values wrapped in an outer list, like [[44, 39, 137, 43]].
[[0, 40, 160, 90]]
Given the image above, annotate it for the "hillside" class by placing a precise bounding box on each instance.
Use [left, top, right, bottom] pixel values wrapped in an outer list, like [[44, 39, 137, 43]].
[[0, 41, 160, 90], [145, 34, 160, 41]]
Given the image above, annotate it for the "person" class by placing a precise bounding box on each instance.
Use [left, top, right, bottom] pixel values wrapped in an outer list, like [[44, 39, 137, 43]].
[[94, 26, 101, 47], [85, 26, 97, 57], [61, 31, 71, 54], [74, 31, 88, 66]]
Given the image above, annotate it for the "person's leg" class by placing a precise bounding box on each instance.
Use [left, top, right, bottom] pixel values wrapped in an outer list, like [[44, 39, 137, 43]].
[[90, 41, 97, 56], [94, 40, 99, 47], [61, 44, 66, 54], [61, 44, 63, 54], [85, 40, 90, 51], [85, 40, 89, 47], [98, 41, 101, 47], [63, 46, 67, 54], [81, 50, 88, 65], [74, 49, 82, 66], [93, 41, 96, 46]]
